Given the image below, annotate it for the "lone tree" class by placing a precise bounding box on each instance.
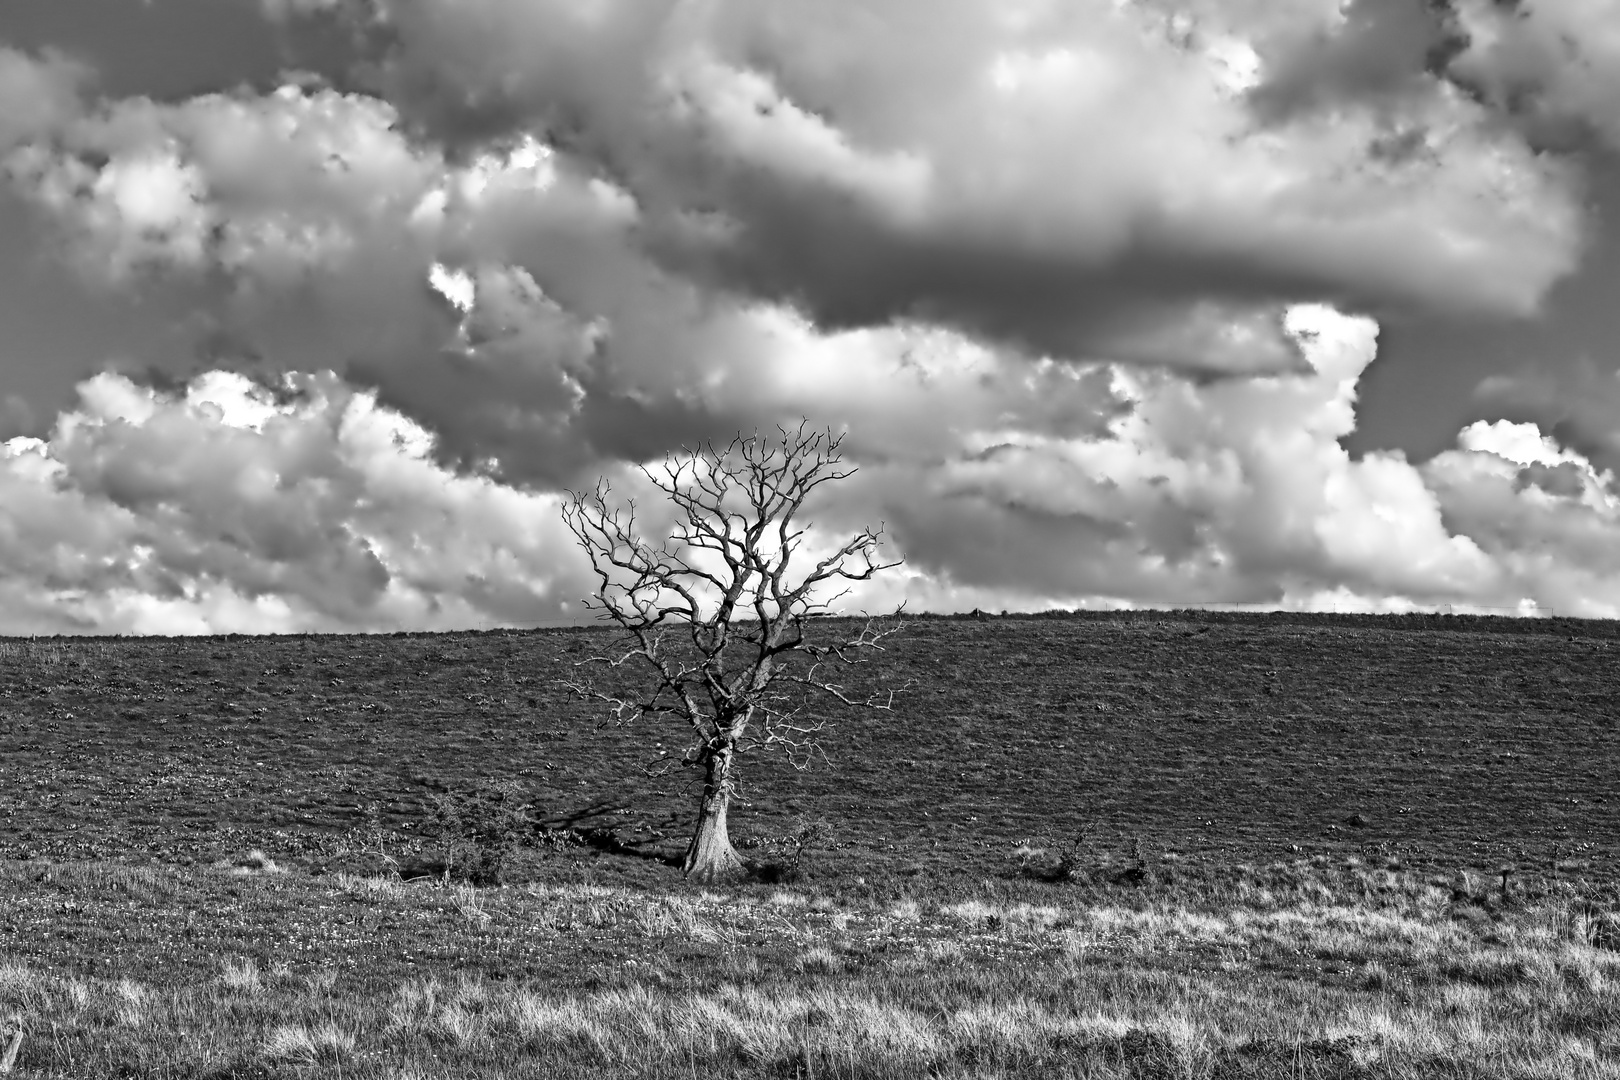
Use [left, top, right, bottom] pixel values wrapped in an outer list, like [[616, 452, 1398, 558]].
[[561, 423, 905, 882]]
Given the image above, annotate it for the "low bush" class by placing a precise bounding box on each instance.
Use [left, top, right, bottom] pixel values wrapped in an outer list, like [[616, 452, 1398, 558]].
[[742, 817, 836, 884], [426, 781, 534, 886]]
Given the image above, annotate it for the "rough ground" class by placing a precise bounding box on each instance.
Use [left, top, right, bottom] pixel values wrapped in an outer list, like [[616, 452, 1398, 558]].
[[1, 611, 1618, 1078], [0, 611, 1614, 888]]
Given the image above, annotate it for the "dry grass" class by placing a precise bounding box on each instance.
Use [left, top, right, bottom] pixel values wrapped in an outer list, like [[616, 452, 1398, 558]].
[[0, 860, 1617, 1077]]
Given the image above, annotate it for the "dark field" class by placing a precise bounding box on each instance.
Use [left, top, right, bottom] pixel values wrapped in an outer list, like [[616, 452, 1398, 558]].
[[2, 610, 1616, 888]]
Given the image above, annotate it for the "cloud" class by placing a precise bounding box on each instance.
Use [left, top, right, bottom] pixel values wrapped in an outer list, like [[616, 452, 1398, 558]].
[[1473, 361, 1620, 475], [0, 47, 89, 152], [22, 0, 1583, 395], [0, 370, 587, 634], [2, 84, 442, 284], [822, 307, 1620, 618], [1421, 421, 1620, 611], [4, 5, 1620, 630], [1244, 0, 1464, 120], [1444, 0, 1620, 150], [0, 84, 784, 483], [0, 2, 1594, 486], [306, 0, 1579, 360], [840, 307, 1493, 610], [6, 306, 1620, 630]]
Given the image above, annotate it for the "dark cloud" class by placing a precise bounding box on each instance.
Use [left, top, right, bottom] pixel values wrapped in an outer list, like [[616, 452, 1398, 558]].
[[1437, 0, 1620, 154], [1247, 0, 1463, 120], [1515, 460, 1589, 499], [260, 0, 1581, 370], [0, 46, 88, 151]]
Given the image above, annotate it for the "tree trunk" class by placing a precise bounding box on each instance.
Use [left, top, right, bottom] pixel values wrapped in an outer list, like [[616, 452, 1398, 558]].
[[683, 743, 745, 882]]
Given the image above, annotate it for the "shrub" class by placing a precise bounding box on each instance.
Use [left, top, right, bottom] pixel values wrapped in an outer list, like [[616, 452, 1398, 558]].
[[1035, 832, 1088, 884], [1023, 832, 1151, 886], [744, 817, 836, 884], [426, 781, 534, 886]]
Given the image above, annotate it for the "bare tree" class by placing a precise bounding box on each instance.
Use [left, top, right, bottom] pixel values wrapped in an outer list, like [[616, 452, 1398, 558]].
[[561, 423, 906, 882]]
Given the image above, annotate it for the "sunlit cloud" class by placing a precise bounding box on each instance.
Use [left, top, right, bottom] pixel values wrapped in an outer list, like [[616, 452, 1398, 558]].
[[0, 372, 585, 634], [0, 2, 1616, 630]]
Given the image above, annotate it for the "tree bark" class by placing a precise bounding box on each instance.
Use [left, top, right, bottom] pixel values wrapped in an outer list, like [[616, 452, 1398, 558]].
[[683, 743, 745, 882]]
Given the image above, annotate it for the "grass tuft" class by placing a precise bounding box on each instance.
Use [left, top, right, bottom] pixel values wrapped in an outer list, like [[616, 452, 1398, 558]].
[[218, 956, 264, 994], [263, 1020, 356, 1064]]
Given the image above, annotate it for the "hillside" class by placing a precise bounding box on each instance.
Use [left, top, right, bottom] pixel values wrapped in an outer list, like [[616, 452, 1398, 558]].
[[1, 611, 1615, 885]]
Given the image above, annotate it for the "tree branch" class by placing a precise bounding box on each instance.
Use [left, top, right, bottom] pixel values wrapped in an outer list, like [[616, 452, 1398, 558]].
[[560, 423, 907, 786]]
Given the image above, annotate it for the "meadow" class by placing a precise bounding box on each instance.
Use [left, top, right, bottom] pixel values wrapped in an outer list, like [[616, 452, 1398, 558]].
[[0, 611, 1617, 1077]]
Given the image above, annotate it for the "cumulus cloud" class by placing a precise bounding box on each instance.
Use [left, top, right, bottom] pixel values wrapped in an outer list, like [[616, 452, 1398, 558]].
[[6, 1, 1586, 398], [1422, 420, 1620, 613], [823, 308, 1620, 618], [8, 308, 1620, 631], [0, 371, 587, 634], [0, 1, 1591, 505], [2, 4, 1618, 630], [319, 0, 1579, 355], [1468, 360, 1620, 477], [0, 82, 780, 482], [841, 308, 1489, 610], [2, 84, 441, 284]]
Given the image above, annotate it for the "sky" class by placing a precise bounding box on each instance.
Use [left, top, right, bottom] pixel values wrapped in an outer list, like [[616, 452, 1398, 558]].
[[5, 0, 1620, 632]]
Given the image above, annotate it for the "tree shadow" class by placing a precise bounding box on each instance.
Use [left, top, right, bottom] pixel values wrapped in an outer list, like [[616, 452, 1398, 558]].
[[538, 800, 683, 867]]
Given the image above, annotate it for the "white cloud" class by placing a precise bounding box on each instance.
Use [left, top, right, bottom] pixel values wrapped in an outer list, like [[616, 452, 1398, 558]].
[[1455, 419, 1585, 469], [0, 80, 745, 482], [0, 3, 1591, 500], [0, 371, 587, 634], [428, 262, 476, 313], [5, 304, 1620, 630], [828, 307, 1485, 609], [1420, 442, 1620, 614], [1472, 361, 1620, 477], [2, 85, 442, 284], [814, 306, 1620, 619]]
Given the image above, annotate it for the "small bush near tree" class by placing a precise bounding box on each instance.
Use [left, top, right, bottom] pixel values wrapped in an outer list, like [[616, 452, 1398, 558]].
[[741, 817, 837, 884], [426, 781, 533, 886]]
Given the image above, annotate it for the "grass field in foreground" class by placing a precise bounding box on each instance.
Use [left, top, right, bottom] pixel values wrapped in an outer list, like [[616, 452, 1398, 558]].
[[0, 611, 1618, 1076], [0, 857, 1618, 1077]]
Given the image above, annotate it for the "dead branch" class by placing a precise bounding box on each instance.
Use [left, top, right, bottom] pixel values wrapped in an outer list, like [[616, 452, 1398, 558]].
[[560, 423, 907, 877]]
